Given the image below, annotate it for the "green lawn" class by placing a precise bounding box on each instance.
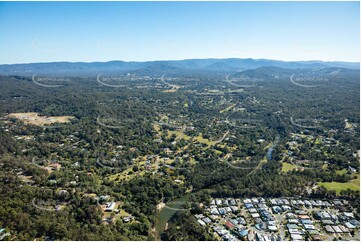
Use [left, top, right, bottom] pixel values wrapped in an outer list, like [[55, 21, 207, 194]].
[[167, 130, 191, 140], [219, 104, 236, 113], [103, 202, 131, 222], [194, 134, 216, 147], [335, 169, 348, 175], [167, 130, 219, 147], [318, 175, 360, 194], [281, 162, 299, 172]]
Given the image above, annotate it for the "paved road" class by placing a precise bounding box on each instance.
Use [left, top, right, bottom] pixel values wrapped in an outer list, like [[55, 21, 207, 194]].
[[225, 73, 254, 88], [161, 74, 181, 89], [290, 73, 321, 88], [215, 130, 229, 144]]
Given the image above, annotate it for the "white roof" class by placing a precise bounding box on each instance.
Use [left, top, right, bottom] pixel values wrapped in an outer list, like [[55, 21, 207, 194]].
[[105, 202, 116, 211], [289, 229, 300, 234], [344, 212, 354, 218], [268, 225, 278, 231], [197, 219, 206, 226], [304, 224, 315, 230], [291, 234, 303, 240], [332, 226, 342, 233]]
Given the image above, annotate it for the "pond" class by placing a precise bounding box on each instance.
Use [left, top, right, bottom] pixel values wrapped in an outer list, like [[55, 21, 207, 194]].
[[155, 189, 213, 240], [155, 193, 193, 239], [267, 136, 280, 161]]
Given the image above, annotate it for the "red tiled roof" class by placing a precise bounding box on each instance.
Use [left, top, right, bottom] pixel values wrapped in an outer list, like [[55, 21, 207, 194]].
[[225, 221, 234, 229]]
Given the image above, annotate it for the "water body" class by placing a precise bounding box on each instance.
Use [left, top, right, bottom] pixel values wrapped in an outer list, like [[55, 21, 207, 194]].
[[267, 136, 280, 161], [267, 147, 274, 160], [155, 189, 213, 240], [155, 193, 193, 239], [154, 139, 281, 238]]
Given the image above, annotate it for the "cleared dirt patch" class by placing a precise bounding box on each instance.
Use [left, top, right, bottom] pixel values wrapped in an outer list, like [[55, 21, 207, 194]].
[[162, 89, 177, 93], [6, 112, 74, 126]]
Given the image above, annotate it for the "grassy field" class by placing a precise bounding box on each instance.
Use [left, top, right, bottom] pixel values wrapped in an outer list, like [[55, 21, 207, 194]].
[[194, 134, 217, 147], [108, 169, 146, 182], [281, 162, 299, 172], [167, 130, 217, 147], [162, 89, 177, 93], [318, 175, 360, 194], [108, 156, 149, 182], [153, 124, 161, 132], [6, 112, 73, 126], [219, 104, 236, 113], [167, 130, 191, 140], [102, 202, 131, 223], [335, 169, 348, 175]]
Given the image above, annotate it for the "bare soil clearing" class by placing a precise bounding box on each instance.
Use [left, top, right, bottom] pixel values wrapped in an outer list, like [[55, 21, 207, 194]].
[[6, 112, 74, 126]]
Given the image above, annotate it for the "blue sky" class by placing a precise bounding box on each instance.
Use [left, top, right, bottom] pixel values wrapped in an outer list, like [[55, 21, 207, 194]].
[[0, 1, 359, 64]]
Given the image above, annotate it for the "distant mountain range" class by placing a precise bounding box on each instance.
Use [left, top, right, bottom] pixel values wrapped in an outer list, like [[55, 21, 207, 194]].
[[0, 58, 359, 76]]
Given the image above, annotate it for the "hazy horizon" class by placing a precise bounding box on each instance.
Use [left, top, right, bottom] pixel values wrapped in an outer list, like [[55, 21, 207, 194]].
[[0, 1, 359, 65], [0, 57, 360, 66]]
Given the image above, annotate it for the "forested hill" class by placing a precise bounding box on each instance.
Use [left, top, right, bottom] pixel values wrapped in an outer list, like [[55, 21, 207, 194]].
[[0, 58, 359, 76]]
